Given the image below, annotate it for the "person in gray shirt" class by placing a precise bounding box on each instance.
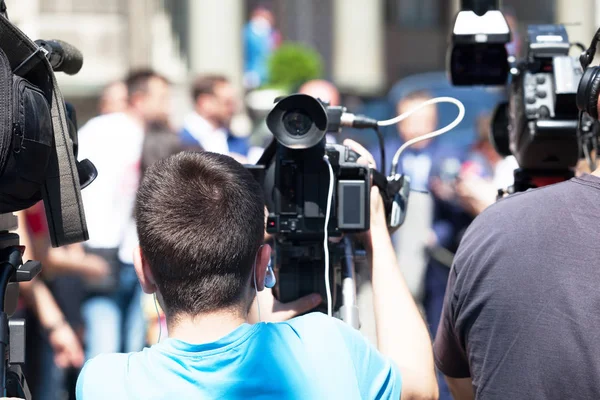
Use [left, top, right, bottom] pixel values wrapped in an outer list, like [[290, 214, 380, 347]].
[[434, 173, 600, 399]]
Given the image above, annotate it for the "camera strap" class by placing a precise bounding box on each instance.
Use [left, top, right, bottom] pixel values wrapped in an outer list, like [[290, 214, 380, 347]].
[[0, 15, 88, 246]]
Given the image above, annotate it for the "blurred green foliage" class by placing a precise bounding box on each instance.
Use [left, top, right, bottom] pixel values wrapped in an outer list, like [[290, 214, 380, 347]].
[[265, 42, 324, 92]]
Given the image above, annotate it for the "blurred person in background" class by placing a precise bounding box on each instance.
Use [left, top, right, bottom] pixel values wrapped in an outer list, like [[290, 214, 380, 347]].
[[243, 6, 280, 89], [77, 69, 171, 361], [16, 276, 83, 400], [298, 79, 340, 144], [16, 206, 109, 400], [453, 114, 518, 217], [370, 90, 440, 305], [298, 79, 340, 106], [98, 81, 127, 116], [180, 75, 249, 162]]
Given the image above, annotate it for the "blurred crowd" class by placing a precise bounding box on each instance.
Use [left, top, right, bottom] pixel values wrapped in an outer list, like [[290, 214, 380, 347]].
[[10, 6, 546, 400]]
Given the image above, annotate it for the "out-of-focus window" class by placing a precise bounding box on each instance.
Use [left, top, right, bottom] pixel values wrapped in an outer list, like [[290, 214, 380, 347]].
[[40, 0, 126, 14], [385, 0, 445, 29]]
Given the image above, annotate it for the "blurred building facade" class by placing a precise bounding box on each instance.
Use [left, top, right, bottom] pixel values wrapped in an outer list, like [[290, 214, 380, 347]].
[[6, 0, 599, 123]]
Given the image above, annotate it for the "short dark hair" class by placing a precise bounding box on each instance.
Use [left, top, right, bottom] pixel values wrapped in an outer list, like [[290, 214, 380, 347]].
[[191, 74, 229, 102], [135, 151, 265, 316], [125, 69, 168, 100]]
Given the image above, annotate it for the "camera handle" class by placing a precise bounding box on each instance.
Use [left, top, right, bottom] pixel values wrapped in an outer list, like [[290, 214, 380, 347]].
[[339, 237, 359, 329]]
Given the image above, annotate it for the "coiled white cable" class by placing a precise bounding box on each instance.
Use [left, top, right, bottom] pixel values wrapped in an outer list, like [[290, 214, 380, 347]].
[[323, 155, 335, 317], [377, 97, 466, 175]]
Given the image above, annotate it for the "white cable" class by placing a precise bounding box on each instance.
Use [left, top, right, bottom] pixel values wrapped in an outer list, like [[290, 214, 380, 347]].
[[323, 155, 335, 317], [253, 261, 261, 323], [377, 97, 466, 175], [153, 293, 162, 343]]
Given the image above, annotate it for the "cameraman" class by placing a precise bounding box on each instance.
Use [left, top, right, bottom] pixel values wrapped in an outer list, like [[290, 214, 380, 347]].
[[76, 142, 438, 399], [433, 165, 600, 398]]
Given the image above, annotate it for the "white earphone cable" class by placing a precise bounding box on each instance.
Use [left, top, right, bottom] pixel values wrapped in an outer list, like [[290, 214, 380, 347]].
[[377, 97, 466, 175], [323, 155, 335, 318], [153, 293, 162, 344], [253, 247, 263, 322]]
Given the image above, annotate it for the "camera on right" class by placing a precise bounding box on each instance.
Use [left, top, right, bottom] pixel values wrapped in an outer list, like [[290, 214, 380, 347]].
[[449, 1, 600, 193]]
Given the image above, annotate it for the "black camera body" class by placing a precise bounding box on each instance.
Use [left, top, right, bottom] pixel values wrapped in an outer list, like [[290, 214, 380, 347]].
[[263, 94, 371, 240], [505, 25, 582, 171], [268, 143, 370, 238]]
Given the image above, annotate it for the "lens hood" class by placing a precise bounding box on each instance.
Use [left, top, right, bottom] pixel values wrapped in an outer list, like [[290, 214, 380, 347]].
[[266, 94, 328, 149]]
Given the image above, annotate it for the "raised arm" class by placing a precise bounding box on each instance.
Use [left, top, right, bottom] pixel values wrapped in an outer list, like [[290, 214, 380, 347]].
[[346, 139, 438, 400]]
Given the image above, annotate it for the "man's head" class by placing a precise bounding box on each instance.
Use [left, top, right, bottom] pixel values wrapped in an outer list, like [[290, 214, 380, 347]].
[[99, 81, 127, 115], [192, 75, 238, 128], [396, 90, 437, 149], [126, 69, 171, 126], [250, 6, 275, 27], [134, 152, 269, 319], [298, 80, 341, 106]]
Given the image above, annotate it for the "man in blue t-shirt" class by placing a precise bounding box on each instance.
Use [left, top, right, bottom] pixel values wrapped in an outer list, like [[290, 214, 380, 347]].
[[76, 142, 438, 399]]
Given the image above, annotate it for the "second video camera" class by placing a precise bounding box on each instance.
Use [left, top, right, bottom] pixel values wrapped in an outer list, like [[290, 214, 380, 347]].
[[492, 25, 583, 188]]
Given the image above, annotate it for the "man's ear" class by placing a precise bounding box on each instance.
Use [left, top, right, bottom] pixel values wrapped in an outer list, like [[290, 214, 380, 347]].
[[254, 244, 272, 292], [134, 246, 157, 294]]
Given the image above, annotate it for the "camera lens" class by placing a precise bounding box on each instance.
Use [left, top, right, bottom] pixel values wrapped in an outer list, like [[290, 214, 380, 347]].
[[283, 109, 312, 136]]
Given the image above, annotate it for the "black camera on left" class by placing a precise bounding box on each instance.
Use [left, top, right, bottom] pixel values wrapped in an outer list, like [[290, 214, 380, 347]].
[[0, 13, 94, 247]]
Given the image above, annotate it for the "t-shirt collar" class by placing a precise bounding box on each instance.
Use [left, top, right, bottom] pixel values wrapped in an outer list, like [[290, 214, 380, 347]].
[[157, 323, 260, 357]]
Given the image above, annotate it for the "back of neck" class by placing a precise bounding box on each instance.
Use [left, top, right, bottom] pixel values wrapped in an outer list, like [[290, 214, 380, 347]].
[[167, 309, 248, 344]]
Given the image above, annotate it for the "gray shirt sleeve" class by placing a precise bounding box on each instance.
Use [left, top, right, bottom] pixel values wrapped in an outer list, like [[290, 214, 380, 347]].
[[433, 264, 471, 378]]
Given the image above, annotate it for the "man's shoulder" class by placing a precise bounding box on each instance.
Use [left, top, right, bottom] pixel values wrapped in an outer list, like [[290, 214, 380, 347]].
[[473, 178, 579, 226], [454, 178, 588, 277], [79, 352, 129, 380], [76, 353, 130, 399], [283, 312, 339, 332], [282, 313, 367, 351]]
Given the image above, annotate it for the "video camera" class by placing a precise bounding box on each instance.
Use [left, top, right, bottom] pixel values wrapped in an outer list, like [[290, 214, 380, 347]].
[[0, 3, 95, 398], [263, 94, 371, 238], [448, 1, 597, 193], [493, 24, 584, 191], [249, 94, 411, 325]]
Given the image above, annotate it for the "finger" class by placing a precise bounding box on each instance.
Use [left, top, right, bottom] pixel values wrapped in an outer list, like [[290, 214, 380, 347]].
[[343, 139, 376, 168], [274, 293, 322, 321], [70, 344, 85, 368], [371, 185, 382, 201], [54, 352, 69, 369]]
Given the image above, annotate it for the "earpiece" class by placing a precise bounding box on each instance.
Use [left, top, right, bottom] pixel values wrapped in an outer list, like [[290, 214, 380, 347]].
[[577, 27, 600, 119], [264, 261, 276, 289], [577, 66, 600, 119]]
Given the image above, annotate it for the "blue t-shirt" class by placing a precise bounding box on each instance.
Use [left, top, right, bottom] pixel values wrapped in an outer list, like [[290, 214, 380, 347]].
[[76, 313, 401, 399]]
